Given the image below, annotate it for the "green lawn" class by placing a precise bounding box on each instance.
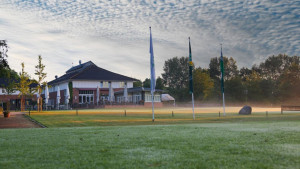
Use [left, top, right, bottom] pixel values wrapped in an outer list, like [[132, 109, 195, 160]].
[[28, 107, 299, 127], [0, 120, 299, 168]]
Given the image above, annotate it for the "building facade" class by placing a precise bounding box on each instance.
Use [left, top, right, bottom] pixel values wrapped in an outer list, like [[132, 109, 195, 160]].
[[46, 61, 138, 109], [0, 78, 38, 110]]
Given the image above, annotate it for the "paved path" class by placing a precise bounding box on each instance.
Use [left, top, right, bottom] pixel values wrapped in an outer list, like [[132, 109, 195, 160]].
[[0, 112, 41, 129]]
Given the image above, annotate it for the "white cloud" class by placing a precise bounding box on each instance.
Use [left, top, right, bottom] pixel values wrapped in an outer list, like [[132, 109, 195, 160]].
[[0, 0, 299, 82]]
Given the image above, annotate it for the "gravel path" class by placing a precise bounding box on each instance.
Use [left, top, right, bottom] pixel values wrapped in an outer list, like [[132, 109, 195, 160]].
[[0, 112, 41, 129]]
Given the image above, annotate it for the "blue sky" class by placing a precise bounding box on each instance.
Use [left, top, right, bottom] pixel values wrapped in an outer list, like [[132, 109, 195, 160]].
[[0, 0, 299, 82]]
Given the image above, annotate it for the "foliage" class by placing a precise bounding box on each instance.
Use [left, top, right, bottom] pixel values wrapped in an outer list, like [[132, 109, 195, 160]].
[[162, 56, 190, 101], [209, 56, 238, 81], [68, 82, 73, 104], [193, 68, 214, 100], [142, 78, 150, 88], [34, 55, 47, 112], [133, 80, 142, 87], [0, 40, 9, 70], [16, 63, 33, 111], [155, 76, 164, 90], [2, 71, 17, 96], [162, 54, 300, 105]]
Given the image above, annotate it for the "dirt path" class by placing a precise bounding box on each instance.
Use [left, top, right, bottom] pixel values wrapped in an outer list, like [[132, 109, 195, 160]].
[[0, 112, 41, 129]]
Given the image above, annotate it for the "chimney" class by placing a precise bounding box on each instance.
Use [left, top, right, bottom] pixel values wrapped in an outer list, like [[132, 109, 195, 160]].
[[79, 60, 82, 65], [55, 75, 58, 79]]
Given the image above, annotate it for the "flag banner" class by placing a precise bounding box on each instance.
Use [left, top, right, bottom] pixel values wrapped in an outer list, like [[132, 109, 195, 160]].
[[220, 45, 225, 94], [150, 27, 156, 94], [189, 37, 194, 94]]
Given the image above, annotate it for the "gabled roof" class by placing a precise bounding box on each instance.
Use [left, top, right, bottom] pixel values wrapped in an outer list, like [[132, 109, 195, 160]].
[[0, 78, 37, 88], [48, 61, 137, 85]]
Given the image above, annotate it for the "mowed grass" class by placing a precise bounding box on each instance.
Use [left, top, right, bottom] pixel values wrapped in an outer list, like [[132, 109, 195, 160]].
[[28, 107, 299, 127], [0, 121, 299, 169]]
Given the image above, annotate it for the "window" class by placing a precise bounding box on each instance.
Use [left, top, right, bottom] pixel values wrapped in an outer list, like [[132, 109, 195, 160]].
[[120, 82, 125, 88], [79, 90, 94, 104], [145, 94, 161, 102], [79, 90, 93, 94], [102, 82, 109, 88]]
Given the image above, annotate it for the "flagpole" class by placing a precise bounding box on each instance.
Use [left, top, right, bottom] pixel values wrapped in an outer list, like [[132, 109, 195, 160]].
[[188, 37, 195, 120], [222, 92, 225, 116], [152, 92, 154, 122], [220, 44, 226, 116], [192, 93, 195, 120]]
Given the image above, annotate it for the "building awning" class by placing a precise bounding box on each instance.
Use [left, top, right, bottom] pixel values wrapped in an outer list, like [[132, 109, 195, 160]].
[[161, 94, 175, 102]]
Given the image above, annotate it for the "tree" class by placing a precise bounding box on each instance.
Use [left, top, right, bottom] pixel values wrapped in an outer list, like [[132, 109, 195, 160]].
[[16, 63, 32, 112], [155, 76, 164, 90], [225, 77, 244, 102], [34, 55, 47, 112], [162, 57, 189, 89], [278, 61, 300, 104], [162, 56, 190, 101], [208, 56, 239, 101], [239, 67, 252, 81], [193, 68, 214, 100], [0, 40, 9, 70], [142, 78, 150, 88], [244, 71, 264, 102], [209, 56, 238, 81], [3, 71, 17, 96], [133, 80, 142, 87], [259, 54, 291, 80]]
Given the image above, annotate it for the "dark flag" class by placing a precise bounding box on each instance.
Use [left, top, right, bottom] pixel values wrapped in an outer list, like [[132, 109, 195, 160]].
[[189, 37, 193, 94]]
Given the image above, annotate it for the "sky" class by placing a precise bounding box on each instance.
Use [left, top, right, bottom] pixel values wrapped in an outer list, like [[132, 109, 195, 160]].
[[0, 0, 299, 82]]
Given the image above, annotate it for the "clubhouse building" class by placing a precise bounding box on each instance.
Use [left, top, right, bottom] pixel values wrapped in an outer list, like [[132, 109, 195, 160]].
[[46, 60, 163, 109]]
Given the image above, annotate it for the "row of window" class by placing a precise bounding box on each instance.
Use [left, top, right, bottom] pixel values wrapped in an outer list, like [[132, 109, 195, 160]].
[[145, 95, 161, 102], [49, 82, 127, 92], [116, 95, 161, 103], [79, 90, 94, 94]]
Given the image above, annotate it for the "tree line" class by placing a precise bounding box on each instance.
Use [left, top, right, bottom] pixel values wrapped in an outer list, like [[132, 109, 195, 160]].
[[136, 54, 300, 106]]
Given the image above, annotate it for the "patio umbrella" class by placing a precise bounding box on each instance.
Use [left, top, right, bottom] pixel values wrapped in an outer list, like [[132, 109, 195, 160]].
[[57, 85, 60, 109], [97, 85, 100, 105], [109, 82, 114, 102], [65, 85, 70, 109], [45, 85, 49, 105], [45, 85, 49, 110], [123, 83, 128, 102]]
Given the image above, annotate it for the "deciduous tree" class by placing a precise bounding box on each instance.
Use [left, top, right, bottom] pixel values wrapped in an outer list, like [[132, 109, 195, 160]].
[[16, 63, 32, 112], [35, 55, 47, 112]]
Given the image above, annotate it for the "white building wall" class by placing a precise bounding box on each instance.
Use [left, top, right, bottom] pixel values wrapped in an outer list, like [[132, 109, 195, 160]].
[[49, 82, 69, 92], [127, 82, 133, 88], [58, 82, 69, 91], [73, 81, 100, 88], [73, 80, 133, 89], [47, 80, 134, 92], [111, 82, 120, 88], [0, 87, 21, 95]]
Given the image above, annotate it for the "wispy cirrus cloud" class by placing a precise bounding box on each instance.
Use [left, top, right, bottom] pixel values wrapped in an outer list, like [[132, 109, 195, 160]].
[[0, 0, 299, 81]]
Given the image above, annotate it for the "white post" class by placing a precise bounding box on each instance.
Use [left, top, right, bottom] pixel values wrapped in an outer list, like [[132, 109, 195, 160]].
[[192, 93, 195, 120], [222, 92, 226, 116], [152, 92, 155, 122]]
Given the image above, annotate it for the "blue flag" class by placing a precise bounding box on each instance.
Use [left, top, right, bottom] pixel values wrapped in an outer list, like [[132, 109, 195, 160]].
[[149, 27, 156, 94]]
